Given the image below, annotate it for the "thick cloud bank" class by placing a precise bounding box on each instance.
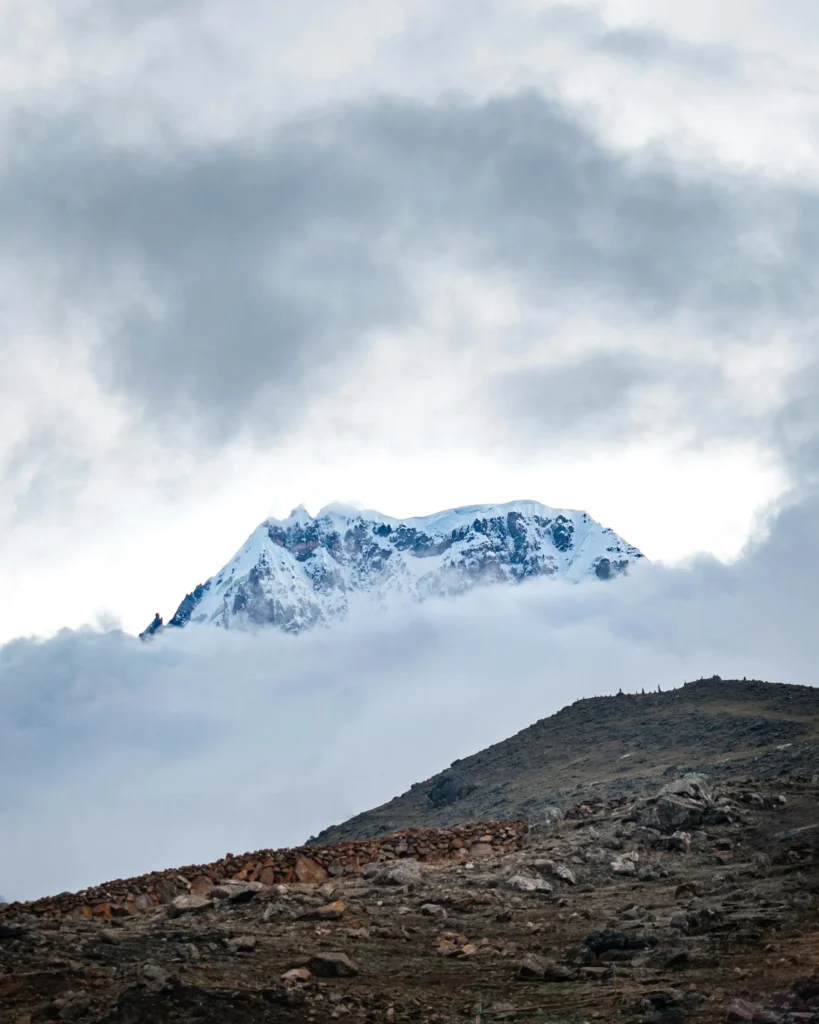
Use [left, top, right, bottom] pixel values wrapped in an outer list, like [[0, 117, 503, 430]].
[[2, 496, 817, 902]]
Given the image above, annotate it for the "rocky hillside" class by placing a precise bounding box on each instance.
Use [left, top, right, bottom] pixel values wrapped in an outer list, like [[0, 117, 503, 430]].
[[141, 500, 643, 636], [310, 677, 819, 844], [2, 773, 818, 1024]]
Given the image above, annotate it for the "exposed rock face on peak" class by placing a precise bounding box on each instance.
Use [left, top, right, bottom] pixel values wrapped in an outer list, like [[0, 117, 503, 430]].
[[144, 500, 644, 636], [138, 613, 163, 639]]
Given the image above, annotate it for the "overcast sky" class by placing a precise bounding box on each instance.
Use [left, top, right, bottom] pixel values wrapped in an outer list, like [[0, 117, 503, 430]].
[[4, 0, 819, 900], [4, 0, 819, 639]]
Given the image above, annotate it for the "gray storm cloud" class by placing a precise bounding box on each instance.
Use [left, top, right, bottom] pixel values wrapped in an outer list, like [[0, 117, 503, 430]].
[[1, 493, 817, 903], [1, 91, 815, 448]]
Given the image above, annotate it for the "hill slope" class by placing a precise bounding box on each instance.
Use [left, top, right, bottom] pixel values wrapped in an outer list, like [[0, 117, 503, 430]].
[[310, 677, 819, 843], [2, 708, 819, 1024]]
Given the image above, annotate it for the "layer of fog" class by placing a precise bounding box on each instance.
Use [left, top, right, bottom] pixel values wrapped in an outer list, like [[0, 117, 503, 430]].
[[1, 495, 817, 902]]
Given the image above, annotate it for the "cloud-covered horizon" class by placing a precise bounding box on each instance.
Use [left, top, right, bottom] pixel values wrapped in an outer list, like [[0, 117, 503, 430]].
[[2, 490, 817, 903]]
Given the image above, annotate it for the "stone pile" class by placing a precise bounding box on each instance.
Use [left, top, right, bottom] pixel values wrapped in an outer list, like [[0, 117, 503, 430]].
[[0, 819, 527, 921]]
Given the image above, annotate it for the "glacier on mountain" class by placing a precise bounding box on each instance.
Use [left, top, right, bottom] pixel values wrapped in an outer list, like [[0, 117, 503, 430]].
[[141, 500, 644, 637]]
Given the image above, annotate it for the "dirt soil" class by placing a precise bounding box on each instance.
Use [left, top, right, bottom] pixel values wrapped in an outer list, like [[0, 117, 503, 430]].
[[2, 774, 819, 1024]]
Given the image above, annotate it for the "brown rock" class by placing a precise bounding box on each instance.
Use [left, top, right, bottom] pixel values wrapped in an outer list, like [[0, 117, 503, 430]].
[[315, 900, 346, 920], [282, 967, 311, 983], [189, 876, 214, 897], [294, 855, 329, 884]]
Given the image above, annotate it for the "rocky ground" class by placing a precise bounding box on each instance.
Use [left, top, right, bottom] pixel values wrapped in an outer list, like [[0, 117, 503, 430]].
[[2, 773, 818, 1024]]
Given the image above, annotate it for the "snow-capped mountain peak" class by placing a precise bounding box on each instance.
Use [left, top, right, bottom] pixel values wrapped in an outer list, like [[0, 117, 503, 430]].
[[142, 500, 644, 636]]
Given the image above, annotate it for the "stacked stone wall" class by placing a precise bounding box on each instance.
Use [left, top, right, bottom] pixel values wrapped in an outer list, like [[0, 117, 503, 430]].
[[1, 819, 527, 920]]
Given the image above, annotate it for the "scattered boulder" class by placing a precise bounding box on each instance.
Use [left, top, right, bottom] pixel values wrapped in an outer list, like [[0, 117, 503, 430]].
[[516, 955, 547, 981], [281, 967, 311, 983], [543, 962, 574, 982], [611, 852, 639, 875], [542, 806, 564, 826], [661, 775, 712, 801], [636, 775, 715, 833], [211, 881, 262, 903], [667, 831, 692, 852], [505, 874, 553, 894], [529, 859, 576, 885], [373, 861, 422, 887], [551, 863, 577, 885], [225, 935, 257, 954], [308, 951, 360, 978], [168, 894, 211, 917], [312, 900, 345, 920], [140, 962, 169, 991]]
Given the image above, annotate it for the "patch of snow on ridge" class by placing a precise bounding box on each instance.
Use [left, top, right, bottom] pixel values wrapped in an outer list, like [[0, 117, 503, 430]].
[[142, 500, 644, 637]]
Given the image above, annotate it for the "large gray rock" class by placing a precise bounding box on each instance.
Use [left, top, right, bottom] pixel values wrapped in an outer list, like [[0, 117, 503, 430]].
[[505, 874, 553, 893], [168, 894, 212, 917], [658, 774, 712, 802], [636, 774, 714, 833], [610, 852, 639, 876], [516, 955, 547, 981], [211, 880, 263, 903], [373, 860, 422, 886], [529, 859, 576, 885]]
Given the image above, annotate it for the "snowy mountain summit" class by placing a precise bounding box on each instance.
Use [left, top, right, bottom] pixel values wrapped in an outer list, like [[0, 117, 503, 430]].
[[141, 500, 644, 637]]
